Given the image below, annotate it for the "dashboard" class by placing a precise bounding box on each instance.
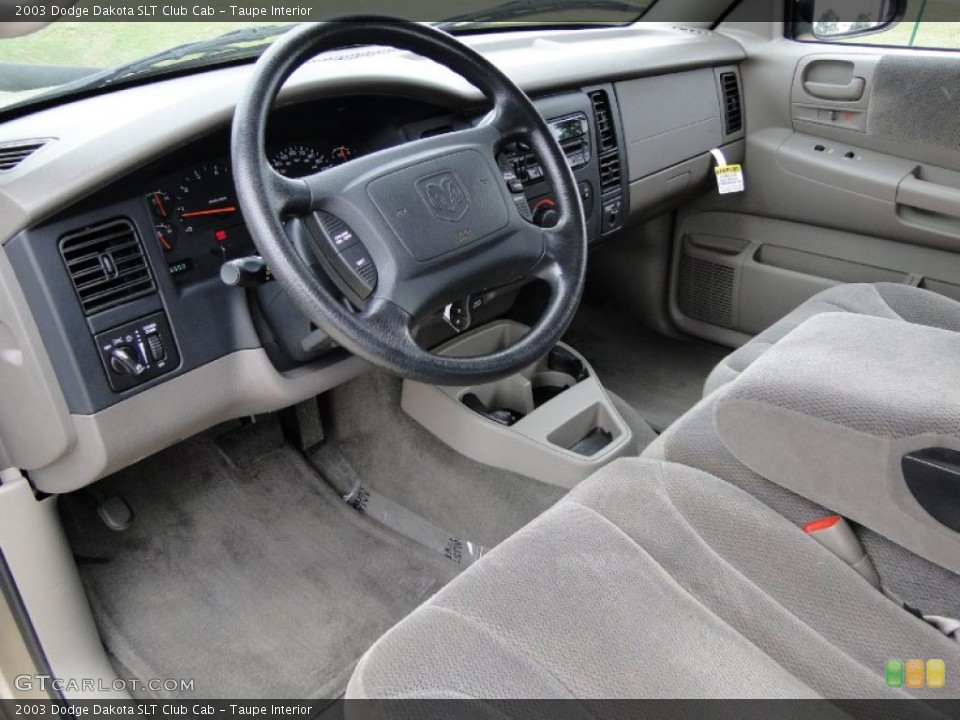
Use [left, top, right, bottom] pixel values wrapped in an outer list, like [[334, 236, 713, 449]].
[[0, 25, 746, 493], [147, 141, 361, 286]]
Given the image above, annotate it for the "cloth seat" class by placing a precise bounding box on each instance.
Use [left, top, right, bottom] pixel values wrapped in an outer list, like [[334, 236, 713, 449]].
[[347, 458, 959, 700], [704, 283, 960, 396]]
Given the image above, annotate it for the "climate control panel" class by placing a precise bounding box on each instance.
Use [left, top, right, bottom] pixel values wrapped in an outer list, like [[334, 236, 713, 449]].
[[95, 312, 180, 392]]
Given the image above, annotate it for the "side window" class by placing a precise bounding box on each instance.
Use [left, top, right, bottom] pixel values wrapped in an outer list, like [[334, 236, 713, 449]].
[[806, 0, 960, 50]]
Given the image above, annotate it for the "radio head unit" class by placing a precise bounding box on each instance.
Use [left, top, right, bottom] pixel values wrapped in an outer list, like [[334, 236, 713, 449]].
[[501, 112, 592, 185]]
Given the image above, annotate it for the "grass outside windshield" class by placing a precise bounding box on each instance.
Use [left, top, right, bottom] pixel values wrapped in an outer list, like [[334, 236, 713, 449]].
[[0, 1, 655, 108]]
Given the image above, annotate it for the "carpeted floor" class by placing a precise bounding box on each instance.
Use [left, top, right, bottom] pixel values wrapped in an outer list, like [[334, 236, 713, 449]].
[[59, 419, 460, 700], [58, 329, 680, 701], [320, 370, 568, 550], [564, 301, 730, 432]]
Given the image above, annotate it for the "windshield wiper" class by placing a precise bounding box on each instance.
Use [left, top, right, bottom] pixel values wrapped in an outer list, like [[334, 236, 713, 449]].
[[436, 0, 651, 30]]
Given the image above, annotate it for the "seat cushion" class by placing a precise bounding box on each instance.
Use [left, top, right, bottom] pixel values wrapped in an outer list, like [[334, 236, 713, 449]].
[[704, 283, 960, 396], [347, 459, 959, 700]]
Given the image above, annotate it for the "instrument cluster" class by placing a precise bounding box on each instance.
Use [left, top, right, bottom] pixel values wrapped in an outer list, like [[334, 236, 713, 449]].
[[145, 141, 359, 285]]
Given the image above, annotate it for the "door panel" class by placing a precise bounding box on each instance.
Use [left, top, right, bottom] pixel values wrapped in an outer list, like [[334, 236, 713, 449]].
[[670, 26, 960, 346]]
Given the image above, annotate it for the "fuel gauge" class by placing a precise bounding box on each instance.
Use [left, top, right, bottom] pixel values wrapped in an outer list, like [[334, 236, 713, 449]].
[[155, 222, 178, 253]]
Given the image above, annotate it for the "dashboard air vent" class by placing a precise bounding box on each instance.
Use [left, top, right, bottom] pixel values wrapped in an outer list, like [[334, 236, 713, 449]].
[[0, 139, 48, 171], [590, 90, 623, 195], [720, 72, 743, 135], [59, 219, 156, 316], [672, 26, 712, 36], [598, 155, 622, 194], [589, 90, 618, 154]]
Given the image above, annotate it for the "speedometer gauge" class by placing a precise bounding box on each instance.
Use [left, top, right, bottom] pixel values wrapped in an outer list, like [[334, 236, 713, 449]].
[[270, 144, 328, 178]]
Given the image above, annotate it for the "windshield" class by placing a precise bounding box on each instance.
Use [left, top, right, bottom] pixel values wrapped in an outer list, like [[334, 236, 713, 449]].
[[0, 1, 656, 112]]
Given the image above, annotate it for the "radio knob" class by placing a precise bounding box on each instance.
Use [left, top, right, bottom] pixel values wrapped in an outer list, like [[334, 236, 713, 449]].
[[109, 346, 146, 377]]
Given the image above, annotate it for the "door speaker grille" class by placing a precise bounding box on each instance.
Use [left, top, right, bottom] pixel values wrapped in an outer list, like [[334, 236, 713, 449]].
[[678, 252, 735, 327]]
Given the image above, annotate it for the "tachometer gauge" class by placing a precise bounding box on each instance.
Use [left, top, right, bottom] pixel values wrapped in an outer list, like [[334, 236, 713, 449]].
[[270, 144, 328, 178], [175, 162, 239, 235]]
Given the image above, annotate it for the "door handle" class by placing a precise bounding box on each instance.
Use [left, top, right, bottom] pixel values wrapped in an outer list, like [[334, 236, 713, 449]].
[[803, 78, 866, 102], [897, 176, 960, 219]]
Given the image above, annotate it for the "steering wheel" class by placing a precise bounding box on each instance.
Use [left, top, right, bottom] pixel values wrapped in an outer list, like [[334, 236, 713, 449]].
[[232, 18, 587, 385]]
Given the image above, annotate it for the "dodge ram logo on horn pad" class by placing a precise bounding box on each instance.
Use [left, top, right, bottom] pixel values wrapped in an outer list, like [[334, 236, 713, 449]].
[[417, 170, 470, 222]]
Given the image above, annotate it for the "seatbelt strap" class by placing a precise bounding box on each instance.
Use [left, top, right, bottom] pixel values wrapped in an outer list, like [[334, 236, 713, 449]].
[[805, 514, 960, 642]]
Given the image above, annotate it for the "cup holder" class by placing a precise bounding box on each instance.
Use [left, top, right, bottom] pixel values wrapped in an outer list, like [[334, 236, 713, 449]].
[[531, 371, 577, 408], [546, 346, 588, 383], [453, 335, 592, 426]]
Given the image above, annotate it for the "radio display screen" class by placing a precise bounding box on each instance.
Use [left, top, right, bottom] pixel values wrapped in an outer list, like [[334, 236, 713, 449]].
[[550, 116, 587, 143]]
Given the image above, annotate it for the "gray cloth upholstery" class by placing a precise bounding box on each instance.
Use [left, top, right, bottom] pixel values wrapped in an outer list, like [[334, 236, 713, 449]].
[[703, 283, 960, 396], [713, 313, 960, 573], [347, 459, 960, 700], [650, 365, 960, 621]]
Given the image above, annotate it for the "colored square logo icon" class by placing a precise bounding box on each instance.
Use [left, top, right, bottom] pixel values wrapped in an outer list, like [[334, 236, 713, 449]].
[[906, 659, 925, 689], [927, 660, 946, 689], [886, 659, 904, 687]]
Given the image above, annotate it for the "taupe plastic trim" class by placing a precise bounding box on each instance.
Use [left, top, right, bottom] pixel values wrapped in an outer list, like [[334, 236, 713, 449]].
[[669, 210, 960, 345], [0, 476, 124, 700], [401, 321, 633, 489], [0, 247, 74, 474], [30, 350, 368, 494], [898, 175, 960, 220], [0, 552, 48, 699]]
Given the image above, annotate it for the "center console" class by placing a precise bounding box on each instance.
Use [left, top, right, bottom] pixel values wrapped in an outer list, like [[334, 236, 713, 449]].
[[402, 321, 634, 488]]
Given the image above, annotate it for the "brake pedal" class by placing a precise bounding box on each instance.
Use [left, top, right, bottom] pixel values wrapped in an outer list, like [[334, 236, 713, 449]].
[[281, 397, 325, 454]]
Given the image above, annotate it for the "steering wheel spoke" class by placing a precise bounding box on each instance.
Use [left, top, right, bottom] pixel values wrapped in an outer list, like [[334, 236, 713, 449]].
[[232, 18, 587, 385], [267, 167, 311, 215]]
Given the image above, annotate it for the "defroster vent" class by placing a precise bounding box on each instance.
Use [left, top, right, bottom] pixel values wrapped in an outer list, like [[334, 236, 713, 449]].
[[59, 219, 156, 316]]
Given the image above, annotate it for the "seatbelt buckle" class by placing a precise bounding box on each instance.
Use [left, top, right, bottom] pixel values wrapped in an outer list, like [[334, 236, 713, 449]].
[[803, 515, 881, 590]]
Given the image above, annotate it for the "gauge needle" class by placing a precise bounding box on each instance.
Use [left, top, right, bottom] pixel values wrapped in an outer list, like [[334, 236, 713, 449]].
[[180, 206, 237, 218], [157, 233, 172, 251]]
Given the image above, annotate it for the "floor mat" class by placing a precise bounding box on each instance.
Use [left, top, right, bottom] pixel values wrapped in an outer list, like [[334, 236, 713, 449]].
[[59, 422, 459, 700], [564, 301, 730, 431], [320, 371, 568, 550]]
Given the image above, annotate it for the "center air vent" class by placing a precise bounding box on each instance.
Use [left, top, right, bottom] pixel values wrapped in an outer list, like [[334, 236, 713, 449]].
[[589, 90, 617, 154], [0, 139, 49, 171], [59, 219, 156, 316], [719, 71, 743, 135], [598, 155, 622, 193], [589, 90, 623, 194]]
